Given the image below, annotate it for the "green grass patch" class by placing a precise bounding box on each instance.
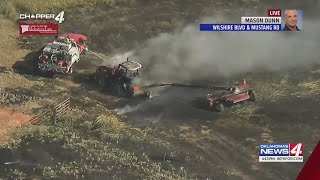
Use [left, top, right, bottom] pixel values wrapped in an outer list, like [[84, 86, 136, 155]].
[[0, 87, 41, 106], [229, 103, 261, 119], [1, 102, 218, 179], [227, 69, 320, 119]]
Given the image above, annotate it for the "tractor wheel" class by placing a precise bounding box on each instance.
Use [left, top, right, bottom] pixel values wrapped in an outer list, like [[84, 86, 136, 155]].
[[125, 87, 134, 98], [248, 90, 256, 101], [112, 84, 126, 97], [112, 84, 134, 98], [215, 103, 225, 112], [98, 78, 106, 89]]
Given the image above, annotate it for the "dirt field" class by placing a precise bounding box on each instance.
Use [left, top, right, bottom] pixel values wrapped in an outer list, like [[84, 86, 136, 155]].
[[0, 108, 32, 144], [0, 0, 319, 179]]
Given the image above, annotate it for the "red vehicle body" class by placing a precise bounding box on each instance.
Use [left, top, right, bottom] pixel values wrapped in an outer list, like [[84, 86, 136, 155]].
[[58, 33, 88, 54], [37, 33, 89, 75], [207, 80, 256, 112]]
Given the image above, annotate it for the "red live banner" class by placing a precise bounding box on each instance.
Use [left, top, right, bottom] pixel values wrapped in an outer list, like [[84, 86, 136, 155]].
[[268, 9, 281, 17], [19, 23, 59, 35]]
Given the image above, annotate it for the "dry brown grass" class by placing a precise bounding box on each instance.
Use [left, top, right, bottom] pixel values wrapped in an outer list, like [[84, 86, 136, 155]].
[[0, 0, 133, 19], [228, 71, 320, 119], [0, 16, 29, 67], [292, 80, 320, 97], [0, 108, 32, 145], [0, 73, 42, 89]]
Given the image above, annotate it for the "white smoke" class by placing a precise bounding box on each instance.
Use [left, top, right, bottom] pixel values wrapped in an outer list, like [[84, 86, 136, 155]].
[[130, 17, 319, 82], [102, 1, 320, 85], [114, 104, 142, 115], [101, 50, 135, 66]]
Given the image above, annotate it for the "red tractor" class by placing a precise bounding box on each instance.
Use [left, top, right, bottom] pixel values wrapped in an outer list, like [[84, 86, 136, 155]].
[[207, 80, 256, 112], [90, 58, 143, 98]]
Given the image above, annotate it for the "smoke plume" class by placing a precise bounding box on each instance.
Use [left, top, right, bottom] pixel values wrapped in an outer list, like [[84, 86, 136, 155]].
[[106, 1, 320, 127], [128, 2, 320, 83]]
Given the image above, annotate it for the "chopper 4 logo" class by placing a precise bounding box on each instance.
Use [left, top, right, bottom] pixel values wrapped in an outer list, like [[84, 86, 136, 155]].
[[19, 11, 64, 35], [20, 11, 65, 23]]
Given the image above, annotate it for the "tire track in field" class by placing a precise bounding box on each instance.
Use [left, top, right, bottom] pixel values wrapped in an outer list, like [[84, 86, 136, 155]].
[[189, 123, 270, 180]]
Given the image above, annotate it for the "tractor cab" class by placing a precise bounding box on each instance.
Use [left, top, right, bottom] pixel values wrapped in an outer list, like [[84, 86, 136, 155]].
[[117, 58, 142, 79], [91, 58, 142, 98]]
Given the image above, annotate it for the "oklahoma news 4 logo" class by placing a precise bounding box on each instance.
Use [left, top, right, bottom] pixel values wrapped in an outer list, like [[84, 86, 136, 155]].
[[259, 143, 303, 162], [19, 11, 65, 23]]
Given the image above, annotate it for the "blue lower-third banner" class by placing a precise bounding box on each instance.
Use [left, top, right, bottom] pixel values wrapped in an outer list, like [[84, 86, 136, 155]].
[[200, 24, 281, 31]]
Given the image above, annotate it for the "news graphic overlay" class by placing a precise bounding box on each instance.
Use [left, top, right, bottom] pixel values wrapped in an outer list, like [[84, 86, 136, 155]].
[[281, 9, 302, 31], [297, 141, 320, 180], [200, 9, 282, 32], [19, 24, 59, 35], [20, 11, 65, 23], [259, 143, 303, 162], [19, 11, 64, 35]]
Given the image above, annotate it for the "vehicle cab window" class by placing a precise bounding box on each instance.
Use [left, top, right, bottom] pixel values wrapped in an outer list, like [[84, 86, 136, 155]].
[[118, 65, 126, 72], [78, 38, 84, 45], [117, 66, 127, 76]]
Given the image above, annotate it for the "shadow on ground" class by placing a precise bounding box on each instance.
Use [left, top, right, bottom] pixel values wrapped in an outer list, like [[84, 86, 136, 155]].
[[11, 47, 49, 77]]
